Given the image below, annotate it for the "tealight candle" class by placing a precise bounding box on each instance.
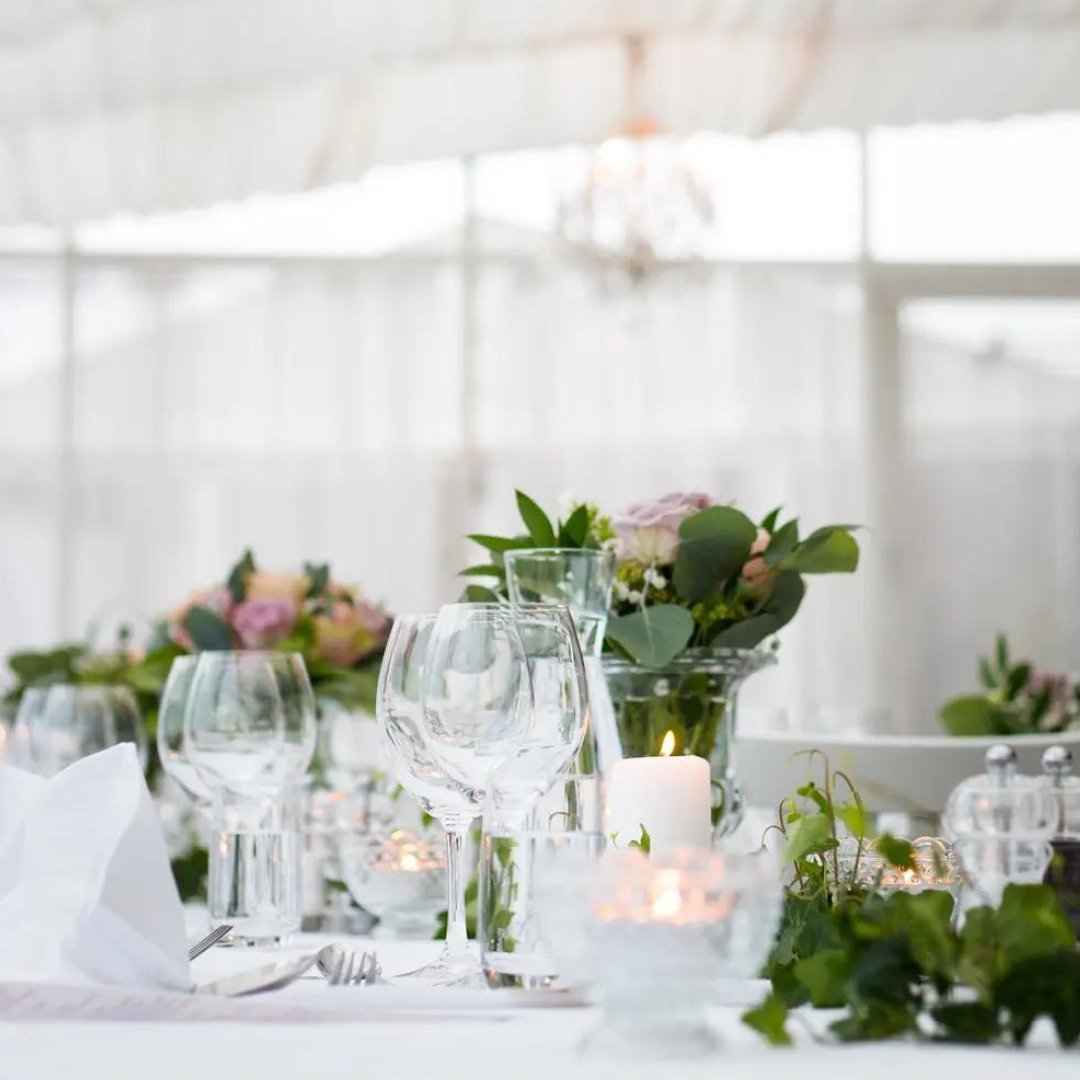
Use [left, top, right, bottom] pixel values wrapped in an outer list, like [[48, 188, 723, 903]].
[[605, 731, 712, 854]]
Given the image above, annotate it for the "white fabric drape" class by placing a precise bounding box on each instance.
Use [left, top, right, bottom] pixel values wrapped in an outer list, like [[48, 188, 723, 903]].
[[4, 0, 1080, 224]]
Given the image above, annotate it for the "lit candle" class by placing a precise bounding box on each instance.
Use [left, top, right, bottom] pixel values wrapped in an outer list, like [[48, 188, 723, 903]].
[[605, 731, 713, 854]]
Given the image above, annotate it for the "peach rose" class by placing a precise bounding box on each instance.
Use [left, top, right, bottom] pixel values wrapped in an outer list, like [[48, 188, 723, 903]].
[[312, 599, 389, 667], [741, 528, 774, 591], [245, 570, 309, 603]]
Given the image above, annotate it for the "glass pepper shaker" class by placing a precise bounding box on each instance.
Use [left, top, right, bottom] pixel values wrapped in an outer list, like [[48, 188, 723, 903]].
[[1042, 746, 1080, 937]]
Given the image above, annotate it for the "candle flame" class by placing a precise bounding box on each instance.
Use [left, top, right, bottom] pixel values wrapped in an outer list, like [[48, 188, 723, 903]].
[[652, 889, 682, 919], [400, 852, 421, 873], [659, 730, 676, 757]]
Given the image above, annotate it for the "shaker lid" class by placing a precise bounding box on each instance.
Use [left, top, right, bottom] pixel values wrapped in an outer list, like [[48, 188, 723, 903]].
[[1042, 745, 1080, 838], [944, 744, 1057, 840]]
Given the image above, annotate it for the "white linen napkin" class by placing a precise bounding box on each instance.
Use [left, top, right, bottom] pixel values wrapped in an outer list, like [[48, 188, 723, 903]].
[[0, 743, 192, 991]]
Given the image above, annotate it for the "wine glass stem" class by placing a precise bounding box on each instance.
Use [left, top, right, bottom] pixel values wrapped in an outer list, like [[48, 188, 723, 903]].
[[442, 824, 471, 961]]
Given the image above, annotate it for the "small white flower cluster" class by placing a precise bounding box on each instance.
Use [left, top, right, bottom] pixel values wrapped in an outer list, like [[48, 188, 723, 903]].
[[642, 566, 668, 590]]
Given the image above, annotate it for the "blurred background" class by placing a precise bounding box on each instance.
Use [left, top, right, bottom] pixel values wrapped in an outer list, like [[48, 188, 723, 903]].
[[3, 2, 1080, 731]]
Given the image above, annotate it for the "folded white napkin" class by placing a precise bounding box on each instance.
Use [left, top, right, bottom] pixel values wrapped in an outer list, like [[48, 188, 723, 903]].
[[0, 744, 191, 991]]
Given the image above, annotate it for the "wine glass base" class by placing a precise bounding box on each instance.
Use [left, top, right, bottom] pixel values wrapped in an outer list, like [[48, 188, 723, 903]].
[[394, 949, 488, 988]]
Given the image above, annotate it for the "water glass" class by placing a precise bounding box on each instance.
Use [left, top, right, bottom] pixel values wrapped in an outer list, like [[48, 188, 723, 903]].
[[29, 684, 146, 776], [504, 548, 614, 657], [208, 785, 303, 946], [480, 774, 605, 989]]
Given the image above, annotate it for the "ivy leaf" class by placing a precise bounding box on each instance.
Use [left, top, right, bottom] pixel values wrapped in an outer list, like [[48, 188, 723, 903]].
[[995, 951, 1080, 1046], [837, 801, 870, 840], [931, 1002, 1001, 1044], [226, 548, 256, 603], [997, 884, 1076, 964], [876, 834, 915, 871], [604, 605, 695, 669], [181, 606, 233, 651], [784, 812, 835, 864], [673, 506, 757, 602], [795, 948, 851, 1007], [515, 490, 557, 547], [742, 992, 793, 1046], [783, 526, 860, 575], [558, 503, 590, 547]]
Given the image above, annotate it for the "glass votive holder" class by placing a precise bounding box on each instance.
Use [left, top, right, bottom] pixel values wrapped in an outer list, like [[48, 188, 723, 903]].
[[836, 836, 963, 898], [339, 828, 445, 937], [581, 847, 782, 1061]]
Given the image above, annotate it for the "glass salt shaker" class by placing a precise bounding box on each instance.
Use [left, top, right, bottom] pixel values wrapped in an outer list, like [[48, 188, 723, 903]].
[[944, 744, 1056, 908]]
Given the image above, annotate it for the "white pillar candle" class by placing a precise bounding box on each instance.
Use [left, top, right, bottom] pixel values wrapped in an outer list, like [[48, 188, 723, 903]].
[[605, 741, 713, 854]]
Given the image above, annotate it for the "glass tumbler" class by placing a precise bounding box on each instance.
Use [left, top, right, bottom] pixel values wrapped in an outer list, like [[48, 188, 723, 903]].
[[480, 774, 605, 990], [208, 785, 303, 946]]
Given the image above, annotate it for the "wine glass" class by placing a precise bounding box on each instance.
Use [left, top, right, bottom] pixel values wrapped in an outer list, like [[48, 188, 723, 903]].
[[10, 687, 47, 768], [182, 651, 316, 795], [30, 684, 146, 776], [375, 613, 486, 985], [485, 603, 589, 821], [157, 655, 212, 808]]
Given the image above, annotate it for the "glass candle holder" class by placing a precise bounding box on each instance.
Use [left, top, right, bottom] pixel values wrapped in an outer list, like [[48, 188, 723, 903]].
[[339, 828, 446, 937], [835, 836, 963, 897], [581, 847, 782, 1061]]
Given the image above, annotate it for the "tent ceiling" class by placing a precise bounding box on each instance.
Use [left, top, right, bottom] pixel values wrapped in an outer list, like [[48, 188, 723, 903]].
[[2, 0, 1080, 225]]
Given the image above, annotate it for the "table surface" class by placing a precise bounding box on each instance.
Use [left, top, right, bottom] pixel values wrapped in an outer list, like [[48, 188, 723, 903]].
[[1, 931, 1077, 1080]]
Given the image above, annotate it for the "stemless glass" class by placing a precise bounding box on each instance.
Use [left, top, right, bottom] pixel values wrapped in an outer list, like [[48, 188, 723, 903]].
[[376, 613, 486, 985], [29, 684, 146, 776], [504, 549, 617, 774], [157, 655, 212, 808], [184, 651, 316, 946], [481, 774, 605, 989], [504, 549, 615, 656]]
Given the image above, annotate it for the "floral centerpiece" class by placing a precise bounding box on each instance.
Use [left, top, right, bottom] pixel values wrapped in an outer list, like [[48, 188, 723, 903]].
[[464, 491, 859, 830], [940, 633, 1080, 736], [165, 549, 391, 713]]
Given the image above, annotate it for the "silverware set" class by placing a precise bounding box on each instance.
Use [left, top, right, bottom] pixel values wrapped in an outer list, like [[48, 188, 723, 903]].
[[317, 943, 381, 987], [187, 923, 232, 961]]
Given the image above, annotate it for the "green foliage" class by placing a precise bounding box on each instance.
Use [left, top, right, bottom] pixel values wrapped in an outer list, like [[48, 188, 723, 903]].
[[628, 825, 651, 855], [170, 845, 209, 903], [748, 754, 1080, 1049], [940, 632, 1080, 736], [461, 490, 859, 668], [181, 606, 234, 651], [605, 605, 695, 669], [226, 548, 256, 603]]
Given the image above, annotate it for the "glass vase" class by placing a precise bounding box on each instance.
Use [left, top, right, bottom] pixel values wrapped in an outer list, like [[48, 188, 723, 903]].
[[602, 648, 775, 837]]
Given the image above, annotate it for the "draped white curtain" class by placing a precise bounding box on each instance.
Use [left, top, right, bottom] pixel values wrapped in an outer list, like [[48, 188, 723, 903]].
[[3, 242, 1080, 730]]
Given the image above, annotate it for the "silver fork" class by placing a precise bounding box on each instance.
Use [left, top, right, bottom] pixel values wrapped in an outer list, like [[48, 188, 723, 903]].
[[326, 948, 380, 987], [187, 923, 233, 962]]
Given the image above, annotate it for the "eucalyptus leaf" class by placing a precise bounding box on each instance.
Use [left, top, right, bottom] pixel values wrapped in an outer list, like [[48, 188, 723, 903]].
[[764, 519, 799, 567], [784, 527, 859, 575], [784, 812, 835, 863], [226, 549, 256, 603], [604, 605, 695, 668], [181, 606, 234, 651], [741, 993, 792, 1046], [673, 506, 757, 602]]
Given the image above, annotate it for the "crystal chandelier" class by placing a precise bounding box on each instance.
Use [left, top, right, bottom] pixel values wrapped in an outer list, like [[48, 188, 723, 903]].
[[558, 37, 718, 285]]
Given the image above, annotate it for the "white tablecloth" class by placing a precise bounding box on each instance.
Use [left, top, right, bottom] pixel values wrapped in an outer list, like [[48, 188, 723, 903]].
[[1, 932, 1077, 1080]]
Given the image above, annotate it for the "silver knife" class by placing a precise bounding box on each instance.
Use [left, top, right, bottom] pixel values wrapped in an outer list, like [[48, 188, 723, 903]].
[[197, 954, 317, 997]]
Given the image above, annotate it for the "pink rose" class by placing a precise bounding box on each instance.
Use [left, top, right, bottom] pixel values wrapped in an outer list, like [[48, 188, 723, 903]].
[[741, 527, 774, 591], [231, 597, 297, 649], [613, 492, 712, 565]]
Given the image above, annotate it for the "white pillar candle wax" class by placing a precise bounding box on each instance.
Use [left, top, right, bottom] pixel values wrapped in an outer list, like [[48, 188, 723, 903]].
[[605, 732, 713, 854]]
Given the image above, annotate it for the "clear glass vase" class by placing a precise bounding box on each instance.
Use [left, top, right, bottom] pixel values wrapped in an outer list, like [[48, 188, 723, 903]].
[[601, 647, 775, 837]]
